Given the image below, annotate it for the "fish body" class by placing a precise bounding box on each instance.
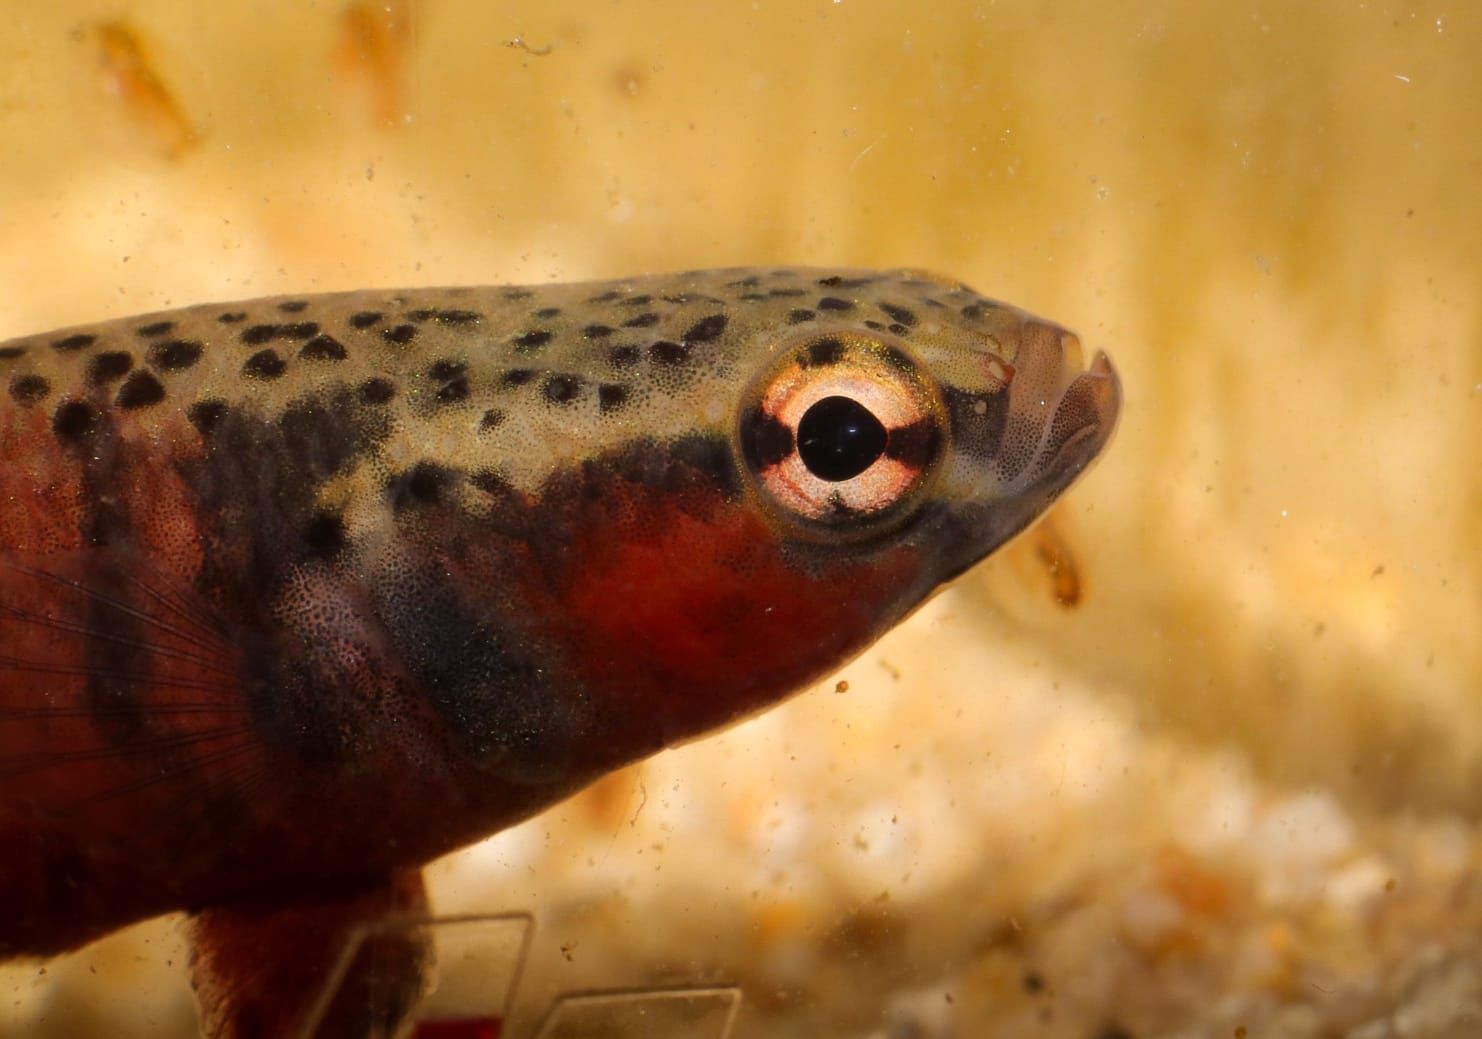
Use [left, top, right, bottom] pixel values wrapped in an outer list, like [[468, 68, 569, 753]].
[[0, 267, 1119, 1032]]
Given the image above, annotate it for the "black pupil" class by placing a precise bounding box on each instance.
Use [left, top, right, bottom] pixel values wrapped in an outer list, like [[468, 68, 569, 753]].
[[796, 395, 888, 482]]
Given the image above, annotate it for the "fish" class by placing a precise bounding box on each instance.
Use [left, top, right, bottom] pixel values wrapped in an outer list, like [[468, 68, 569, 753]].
[[0, 267, 1120, 1035]]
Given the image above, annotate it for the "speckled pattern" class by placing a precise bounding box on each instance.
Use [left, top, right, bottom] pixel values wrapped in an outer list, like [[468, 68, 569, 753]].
[[0, 266, 1118, 1036]]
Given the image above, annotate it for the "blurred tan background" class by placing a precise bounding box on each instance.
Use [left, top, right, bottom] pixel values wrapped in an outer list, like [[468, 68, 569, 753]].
[[0, 2, 1477, 1036]]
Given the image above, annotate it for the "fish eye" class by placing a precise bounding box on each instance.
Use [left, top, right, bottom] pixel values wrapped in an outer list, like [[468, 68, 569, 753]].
[[740, 334, 945, 532]]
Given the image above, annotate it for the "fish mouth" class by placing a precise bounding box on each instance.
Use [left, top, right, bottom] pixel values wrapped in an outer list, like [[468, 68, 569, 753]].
[[926, 330, 1122, 587]]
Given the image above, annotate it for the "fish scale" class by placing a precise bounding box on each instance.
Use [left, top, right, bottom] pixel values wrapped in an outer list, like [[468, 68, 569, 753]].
[[0, 266, 1121, 1037]]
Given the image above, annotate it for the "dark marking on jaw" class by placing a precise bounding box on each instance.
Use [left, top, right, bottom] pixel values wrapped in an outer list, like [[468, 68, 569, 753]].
[[513, 330, 552, 351], [136, 320, 174, 337], [243, 349, 287, 379], [277, 300, 310, 313], [623, 313, 659, 328], [115, 371, 166, 410], [358, 377, 396, 404], [381, 324, 417, 346], [9, 374, 50, 404], [800, 337, 845, 368], [649, 341, 689, 365], [386, 462, 453, 509], [787, 309, 815, 324], [149, 340, 203, 371], [740, 405, 794, 470], [598, 384, 629, 412], [817, 297, 855, 312], [302, 511, 346, 559], [52, 333, 96, 352], [88, 351, 135, 386], [682, 314, 727, 344], [188, 400, 229, 435], [543, 374, 581, 404], [300, 334, 348, 361], [349, 311, 383, 329], [52, 400, 99, 441]]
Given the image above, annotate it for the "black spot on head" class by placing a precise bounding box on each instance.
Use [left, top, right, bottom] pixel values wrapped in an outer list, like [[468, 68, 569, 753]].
[[380, 324, 417, 345], [0, 346, 25, 360], [608, 344, 641, 368], [283, 321, 320, 340], [87, 351, 135, 386], [598, 384, 629, 412], [188, 400, 229, 435], [769, 287, 807, 298], [500, 368, 536, 387], [582, 324, 613, 339], [52, 400, 98, 440], [503, 288, 534, 301], [741, 406, 794, 469], [800, 337, 845, 368], [888, 323, 910, 336], [241, 324, 281, 345], [358, 377, 396, 404], [513, 329, 552, 351], [429, 359, 467, 381], [863, 320, 884, 331], [586, 289, 623, 303], [817, 297, 855, 312], [349, 310, 383, 329], [879, 302, 918, 326], [149, 340, 203, 372], [115, 370, 166, 410], [682, 314, 727, 344], [302, 512, 346, 558], [436, 375, 470, 403], [277, 300, 310, 313], [738, 292, 766, 302], [542, 374, 581, 404], [649, 340, 689, 365], [480, 408, 506, 430], [817, 275, 843, 286], [9, 374, 50, 404], [787, 309, 815, 324], [621, 294, 653, 307], [243, 349, 287, 380], [386, 462, 453, 509], [623, 312, 659, 328], [217, 311, 247, 324], [961, 302, 987, 321], [533, 306, 561, 319], [52, 333, 96, 352], [727, 275, 760, 288], [299, 334, 347, 361], [137, 320, 174, 337]]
